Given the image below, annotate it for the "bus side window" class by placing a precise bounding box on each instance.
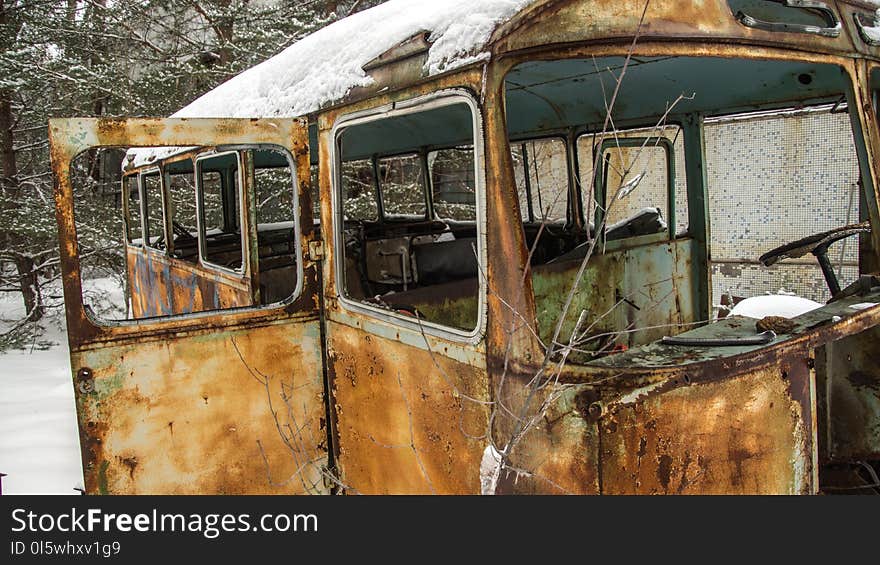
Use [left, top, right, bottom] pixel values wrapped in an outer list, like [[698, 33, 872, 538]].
[[511, 138, 568, 224], [509, 138, 572, 266], [378, 154, 427, 220], [253, 148, 298, 304], [124, 174, 143, 244], [577, 126, 687, 241], [166, 163, 198, 263], [340, 159, 378, 221], [197, 152, 243, 271], [336, 97, 482, 334], [143, 171, 165, 249], [430, 147, 476, 222], [601, 142, 670, 240]]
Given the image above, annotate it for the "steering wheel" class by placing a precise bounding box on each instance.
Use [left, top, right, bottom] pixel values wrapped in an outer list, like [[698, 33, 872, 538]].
[[758, 221, 870, 298]]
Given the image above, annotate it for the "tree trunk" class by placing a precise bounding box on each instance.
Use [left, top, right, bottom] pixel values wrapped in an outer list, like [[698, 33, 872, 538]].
[[13, 253, 42, 322], [0, 25, 37, 321], [0, 88, 17, 196]]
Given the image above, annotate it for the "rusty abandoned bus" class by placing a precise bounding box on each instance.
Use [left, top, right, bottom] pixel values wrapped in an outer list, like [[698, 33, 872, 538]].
[[48, 0, 880, 494]]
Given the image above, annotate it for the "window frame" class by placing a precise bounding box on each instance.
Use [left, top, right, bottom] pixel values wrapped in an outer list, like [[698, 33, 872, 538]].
[[427, 144, 479, 223], [245, 145, 306, 306], [162, 160, 198, 261], [141, 168, 166, 252], [373, 150, 431, 223], [575, 124, 686, 241], [509, 134, 572, 225], [593, 135, 677, 240], [195, 150, 247, 275], [331, 89, 488, 342], [123, 172, 145, 246]]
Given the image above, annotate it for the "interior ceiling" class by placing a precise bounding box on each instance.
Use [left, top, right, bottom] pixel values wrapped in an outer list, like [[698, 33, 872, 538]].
[[334, 56, 849, 162], [339, 102, 475, 162], [505, 56, 849, 138], [156, 56, 851, 167]]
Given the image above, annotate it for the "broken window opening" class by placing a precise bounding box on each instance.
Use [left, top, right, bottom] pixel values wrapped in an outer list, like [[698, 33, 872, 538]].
[[197, 151, 244, 272], [430, 146, 477, 222], [143, 171, 164, 250], [336, 94, 482, 334], [512, 137, 569, 225], [165, 165, 198, 263], [576, 125, 688, 242], [252, 148, 299, 305], [378, 153, 428, 220], [72, 143, 302, 322], [505, 54, 865, 360], [340, 158, 379, 222], [124, 174, 142, 244]]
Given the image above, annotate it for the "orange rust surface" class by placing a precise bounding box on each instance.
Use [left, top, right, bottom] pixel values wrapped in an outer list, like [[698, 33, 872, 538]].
[[599, 365, 814, 494], [126, 247, 253, 319], [496, 385, 601, 494], [73, 321, 326, 494], [822, 326, 880, 460], [328, 322, 489, 494]]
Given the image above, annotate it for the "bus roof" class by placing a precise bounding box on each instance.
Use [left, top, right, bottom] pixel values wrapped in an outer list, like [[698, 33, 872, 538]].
[[147, 0, 880, 123], [173, 0, 533, 120]]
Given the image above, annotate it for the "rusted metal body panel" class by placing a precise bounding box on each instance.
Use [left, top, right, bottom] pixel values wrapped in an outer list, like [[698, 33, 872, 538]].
[[126, 248, 254, 319], [495, 384, 601, 494], [73, 321, 326, 494], [819, 326, 880, 460], [327, 322, 489, 494], [493, 358, 817, 494], [598, 360, 816, 494], [531, 237, 696, 351], [494, 0, 866, 58]]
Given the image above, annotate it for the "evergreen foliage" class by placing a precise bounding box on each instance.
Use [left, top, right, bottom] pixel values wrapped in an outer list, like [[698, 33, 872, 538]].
[[0, 0, 385, 348]]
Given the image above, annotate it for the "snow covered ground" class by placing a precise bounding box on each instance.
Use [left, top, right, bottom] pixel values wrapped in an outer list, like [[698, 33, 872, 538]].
[[0, 281, 102, 495], [0, 324, 82, 495]]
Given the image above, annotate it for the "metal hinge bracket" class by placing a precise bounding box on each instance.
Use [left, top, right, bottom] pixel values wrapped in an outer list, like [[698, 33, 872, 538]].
[[308, 239, 325, 261]]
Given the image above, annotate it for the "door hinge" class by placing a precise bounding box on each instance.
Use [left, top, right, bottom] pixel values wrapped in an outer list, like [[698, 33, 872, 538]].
[[308, 239, 325, 261]]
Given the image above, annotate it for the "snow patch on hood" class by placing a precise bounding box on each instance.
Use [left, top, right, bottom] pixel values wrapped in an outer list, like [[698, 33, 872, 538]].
[[729, 294, 822, 319]]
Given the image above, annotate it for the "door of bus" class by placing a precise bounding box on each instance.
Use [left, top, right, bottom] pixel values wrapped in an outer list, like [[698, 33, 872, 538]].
[[49, 118, 330, 494], [318, 92, 492, 494]]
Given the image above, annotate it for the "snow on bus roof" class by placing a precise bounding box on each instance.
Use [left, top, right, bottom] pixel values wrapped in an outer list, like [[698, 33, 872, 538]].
[[128, 0, 533, 168]]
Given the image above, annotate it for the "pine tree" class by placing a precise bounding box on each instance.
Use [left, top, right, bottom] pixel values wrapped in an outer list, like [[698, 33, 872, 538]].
[[0, 0, 386, 349]]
